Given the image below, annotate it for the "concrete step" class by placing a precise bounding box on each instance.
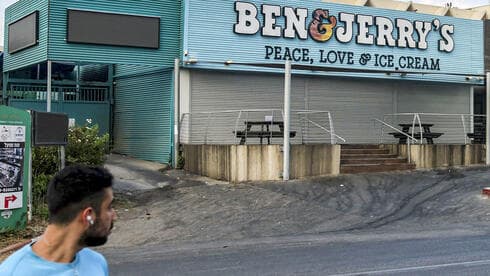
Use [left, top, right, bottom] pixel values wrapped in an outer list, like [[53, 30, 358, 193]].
[[341, 153, 398, 159], [340, 163, 416, 174], [341, 149, 390, 155], [341, 158, 408, 165], [341, 144, 381, 149]]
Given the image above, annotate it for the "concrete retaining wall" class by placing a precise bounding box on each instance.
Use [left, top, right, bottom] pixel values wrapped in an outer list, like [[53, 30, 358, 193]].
[[183, 144, 340, 182], [183, 144, 483, 182], [382, 144, 485, 169]]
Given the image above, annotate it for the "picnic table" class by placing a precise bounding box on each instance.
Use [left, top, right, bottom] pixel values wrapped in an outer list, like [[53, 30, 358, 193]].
[[388, 123, 443, 144], [233, 121, 296, 145], [466, 121, 486, 144]]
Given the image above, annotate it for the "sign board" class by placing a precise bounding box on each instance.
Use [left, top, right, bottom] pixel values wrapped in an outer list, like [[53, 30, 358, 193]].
[[0, 106, 31, 232], [8, 11, 39, 54], [32, 111, 68, 146], [67, 9, 160, 49], [183, 0, 483, 77]]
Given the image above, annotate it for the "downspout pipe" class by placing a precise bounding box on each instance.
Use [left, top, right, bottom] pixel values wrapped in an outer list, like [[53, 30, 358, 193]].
[[174, 59, 181, 168]]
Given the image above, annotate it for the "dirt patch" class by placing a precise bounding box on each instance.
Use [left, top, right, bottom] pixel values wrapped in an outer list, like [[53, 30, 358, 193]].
[[4, 165, 490, 257], [102, 167, 490, 249]]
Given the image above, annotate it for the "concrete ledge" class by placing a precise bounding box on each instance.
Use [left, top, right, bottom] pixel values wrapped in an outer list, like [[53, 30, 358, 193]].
[[183, 144, 340, 182], [381, 144, 485, 169]]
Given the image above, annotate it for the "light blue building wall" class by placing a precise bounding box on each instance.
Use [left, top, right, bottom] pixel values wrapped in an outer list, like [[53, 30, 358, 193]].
[[3, 0, 48, 72], [3, 0, 182, 164], [183, 0, 484, 84], [48, 0, 180, 67], [4, 0, 180, 69]]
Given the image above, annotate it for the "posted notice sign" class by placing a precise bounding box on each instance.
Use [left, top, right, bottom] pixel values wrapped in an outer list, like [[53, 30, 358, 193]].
[[0, 125, 26, 210], [0, 106, 31, 232]]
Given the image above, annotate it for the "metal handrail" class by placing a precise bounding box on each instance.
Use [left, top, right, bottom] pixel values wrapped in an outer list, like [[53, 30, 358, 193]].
[[383, 113, 487, 145], [300, 117, 346, 143], [374, 118, 419, 163], [180, 109, 340, 145], [374, 118, 419, 143]]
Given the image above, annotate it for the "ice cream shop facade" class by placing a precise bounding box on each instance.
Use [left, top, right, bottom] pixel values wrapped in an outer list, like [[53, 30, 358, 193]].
[[2, 0, 487, 181], [179, 0, 486, 180]]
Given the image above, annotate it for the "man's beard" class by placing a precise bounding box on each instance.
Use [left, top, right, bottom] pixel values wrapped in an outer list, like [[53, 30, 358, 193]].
[[80, 222, 113, 247]]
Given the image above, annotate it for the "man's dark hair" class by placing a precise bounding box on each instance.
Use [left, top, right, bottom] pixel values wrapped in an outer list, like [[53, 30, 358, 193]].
[[47, 165, 113, 225]]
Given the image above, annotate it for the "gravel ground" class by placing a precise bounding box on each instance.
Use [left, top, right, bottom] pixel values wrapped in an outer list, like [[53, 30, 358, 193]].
[[102, 155, 490, 250]]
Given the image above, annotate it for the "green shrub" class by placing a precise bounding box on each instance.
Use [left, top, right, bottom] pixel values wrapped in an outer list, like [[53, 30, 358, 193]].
[[66, 124, 109, 166], [31, 123, 109, 219], [176, 154, 185, 169], [32, 146, 59, 177], [32, 174, 50, 218]]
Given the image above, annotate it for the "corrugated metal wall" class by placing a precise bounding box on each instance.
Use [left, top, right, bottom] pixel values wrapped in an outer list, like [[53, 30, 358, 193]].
[[397, 83, 470, 143], [48, 0, 181, 66], [183, 0, 483, 80], [3, 0, 48, 71], [185, 71, 305, 144], [307, 78, 395, 144], [485, 20, 490, 73], [190, 71, 305, 111], [113, 67, 173, 163], [186, 70, 471, 144]]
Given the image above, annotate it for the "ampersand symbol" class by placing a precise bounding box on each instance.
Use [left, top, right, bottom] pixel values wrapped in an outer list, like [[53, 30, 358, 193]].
[[359, 53, 371, 65], [308, 9, 337, 42]]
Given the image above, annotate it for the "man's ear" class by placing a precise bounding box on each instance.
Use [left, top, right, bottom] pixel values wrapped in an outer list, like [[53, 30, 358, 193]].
[[81, 207, 96, 226]]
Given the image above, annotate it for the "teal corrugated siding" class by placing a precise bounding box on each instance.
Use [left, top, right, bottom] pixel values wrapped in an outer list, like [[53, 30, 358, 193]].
[[3, 0, 48, 72], [183, 0, 483, 82], [114, 64, 163, 78], [113, 67, 173, 163], [48, 0, 181, 66]]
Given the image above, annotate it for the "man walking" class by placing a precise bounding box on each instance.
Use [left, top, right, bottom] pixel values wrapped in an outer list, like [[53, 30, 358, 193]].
[[0, 165, 117, 275]]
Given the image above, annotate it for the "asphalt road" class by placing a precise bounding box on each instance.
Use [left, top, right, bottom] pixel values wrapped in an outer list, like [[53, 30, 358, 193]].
[[102, 156, 490, 275], [105, 230, 490, 275]]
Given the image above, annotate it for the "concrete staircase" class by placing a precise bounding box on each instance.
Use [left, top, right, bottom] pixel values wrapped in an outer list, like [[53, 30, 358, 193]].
[[340, 144, 415, 174]]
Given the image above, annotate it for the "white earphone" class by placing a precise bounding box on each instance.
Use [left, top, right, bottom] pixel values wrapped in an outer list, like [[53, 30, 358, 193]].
[[87, 215, 94, 225]]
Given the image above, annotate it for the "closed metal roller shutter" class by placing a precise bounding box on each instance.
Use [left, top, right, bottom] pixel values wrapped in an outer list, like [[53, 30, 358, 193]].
[[190, 71, 305, 112], [188, 71, 471, 144], [397, 83, 471, 143], [188, 71, 305, 144], [307, 77, 395, 144], [113, 68, 173, 163]]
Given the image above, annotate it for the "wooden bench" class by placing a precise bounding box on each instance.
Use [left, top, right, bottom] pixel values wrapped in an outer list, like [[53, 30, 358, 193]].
[[233, 130, 296, 145], [388, 132, 443, 144]]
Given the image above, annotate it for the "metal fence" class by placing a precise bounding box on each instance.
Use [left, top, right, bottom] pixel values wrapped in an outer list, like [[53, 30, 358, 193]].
[[180, 109, 344, 145], [8, 85, 108, 102], [375, 113, 486, 144]]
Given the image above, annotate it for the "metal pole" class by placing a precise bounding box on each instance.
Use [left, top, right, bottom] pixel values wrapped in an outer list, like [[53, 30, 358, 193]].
[[60, 146, 65, 170], [2, 72, 7, 104], [47, 60, 52, 112], [283, 60, 291, 180], [27, 113, 32, 222], [486, 72, 490, 165], [173, 59, 180, 168]]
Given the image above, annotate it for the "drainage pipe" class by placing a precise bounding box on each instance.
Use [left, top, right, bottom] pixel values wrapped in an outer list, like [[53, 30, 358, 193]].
[[174, 59, 181, 168]]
